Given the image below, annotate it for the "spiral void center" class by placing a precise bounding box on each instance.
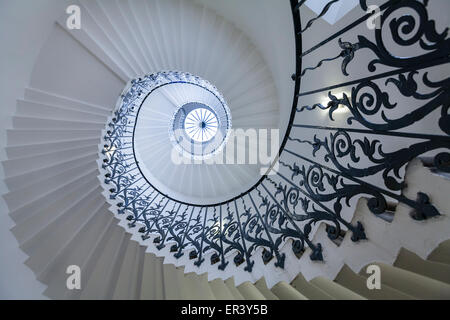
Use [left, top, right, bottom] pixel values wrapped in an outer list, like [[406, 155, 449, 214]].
[[170, 96, 231, 160]]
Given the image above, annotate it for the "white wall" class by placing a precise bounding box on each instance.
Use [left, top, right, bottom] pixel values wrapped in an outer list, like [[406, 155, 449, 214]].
[[0, 0, 71, 299]]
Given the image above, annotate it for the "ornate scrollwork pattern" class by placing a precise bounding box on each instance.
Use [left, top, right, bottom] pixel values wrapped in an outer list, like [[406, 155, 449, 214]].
[[294, 0, 448, 222], [98, 1, 449, 284]]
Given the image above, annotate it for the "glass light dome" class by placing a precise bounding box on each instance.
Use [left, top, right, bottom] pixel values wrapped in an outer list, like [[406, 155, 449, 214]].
[[166, 73, 232, 161], [184, 108, 218, 142]]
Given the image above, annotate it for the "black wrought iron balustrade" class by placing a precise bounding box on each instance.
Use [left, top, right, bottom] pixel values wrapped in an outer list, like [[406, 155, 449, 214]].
[[100, 0, 450, 276]]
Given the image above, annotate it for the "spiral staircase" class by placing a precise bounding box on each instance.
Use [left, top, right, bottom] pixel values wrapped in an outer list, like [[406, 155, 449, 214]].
[[1, 0, 450, 300]]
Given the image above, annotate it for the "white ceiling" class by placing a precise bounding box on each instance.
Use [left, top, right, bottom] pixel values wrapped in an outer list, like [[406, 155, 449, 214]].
[[305, 0, 359, 25]]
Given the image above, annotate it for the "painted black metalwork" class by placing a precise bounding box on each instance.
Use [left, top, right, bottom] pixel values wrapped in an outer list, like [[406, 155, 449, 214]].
[[99, 0, 449, 280]]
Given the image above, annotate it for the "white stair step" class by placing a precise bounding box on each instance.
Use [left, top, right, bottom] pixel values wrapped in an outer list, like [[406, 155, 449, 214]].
[[232, 115, 279, 128], [4, 153, 97, 191], [79, 224, 128, 299], [335, 265, 414, 300], [271, 281, 308, 300], [4, 161, 96, 211], [290, 273, 334, 300], [55, 1, 131, 81], [112, 241, 142, 300], [22, 192, 105, 275], [310, 277, 366, 300], [231, 68, 275, 99], [11, 179, 100, 244], [41, 209, 115, 298], [428, 240, 450, 265], [162, 264, 183, 300], [140, 253, 161, 300], [116, 0, 154, 72], [237, 282, 267, 300], [224, 278, 245, 300], [24, 87, 111, 116], [209, 278, 236, 300], [394, 248, 450, 285], [254, 279, 279, 300], [213, 33, 248, 91], [127, 0, 164, 71], [232, 97, 278, 116], [97, 0, 147, 74], [145, 0, 172, 69], [154, 256, 166, 299], [389, 159, 450, 260], [134, 245, 146, 299], [16, 99, 107, 123], [104, 232, 133, 300], [155, 0, 180, 70], [7, 129, 101, 145], [219, 49, 261, 96], [181, 272, 216, 300], [8, 168, 98, 223], [12, 116, 104, 130], [361, 263, 450, 299], [2, 144, 97, 178], [190, 6, 217, 75], [201, 17, 229, 79], [5, 138, 99, 159], [231, 100, 278, 118], [80, 0, 141, 76]]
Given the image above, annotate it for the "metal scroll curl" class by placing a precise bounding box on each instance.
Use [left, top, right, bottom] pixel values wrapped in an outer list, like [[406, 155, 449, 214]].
[[99, 1, 449, 283], [293, 0, 449, 223]]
